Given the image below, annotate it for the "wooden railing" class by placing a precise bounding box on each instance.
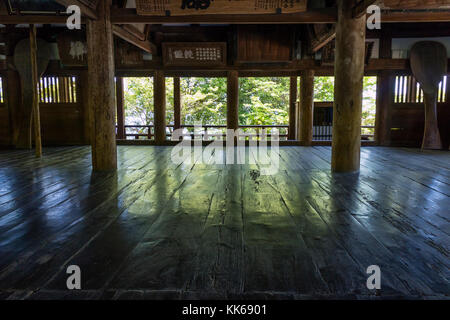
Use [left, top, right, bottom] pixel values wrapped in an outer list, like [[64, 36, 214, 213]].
[[312, 125, 375, 141], [118, 124, 374, 141], [118, 124, 289, 140], [361, 125, 375, 141]]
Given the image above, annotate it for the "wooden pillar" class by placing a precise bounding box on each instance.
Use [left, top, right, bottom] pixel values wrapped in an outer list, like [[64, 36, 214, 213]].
[[227, 70, 239, 130], [288, 76, 298, 140], [154, 70, 166, 144], [447, 73, 450, 150], [5, 69, 20, 147], [116, 77, 125, 140], [298, 70, 315, 145], [173, 76, 181, 130], [375, 71, 393, 146], [29, 25, 42, 157], [375, 27, 392, 146], [80, 70, 91, 144], [86, 0, 117, 171], [331, 0, 366, 173]]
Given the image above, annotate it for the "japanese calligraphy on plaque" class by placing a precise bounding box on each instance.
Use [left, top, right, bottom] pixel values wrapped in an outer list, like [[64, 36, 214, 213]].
[[136, 0, 307, 15], [162, 43, 227, 67]]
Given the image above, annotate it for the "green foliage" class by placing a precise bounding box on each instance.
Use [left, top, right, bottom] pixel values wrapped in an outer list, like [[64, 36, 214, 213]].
[[123, 76, 377, 131], [181, 77, 227, 125], [314, 77, 335, 102], [362, 76, 377, 127], [239, 77, 289, 125], [123, 77, 154, 126]]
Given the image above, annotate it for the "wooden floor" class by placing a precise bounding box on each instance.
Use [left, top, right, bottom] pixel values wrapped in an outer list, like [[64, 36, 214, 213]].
[[0, 146, 448, 300]]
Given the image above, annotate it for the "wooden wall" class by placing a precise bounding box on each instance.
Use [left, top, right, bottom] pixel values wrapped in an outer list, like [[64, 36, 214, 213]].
[[388, 71, 450, 148], [38, 72, 87, 146], [236, 25, 293, 63], [0, 71, 12, 146], [390, 102, 450, 148], [0, 68, 88, 147]]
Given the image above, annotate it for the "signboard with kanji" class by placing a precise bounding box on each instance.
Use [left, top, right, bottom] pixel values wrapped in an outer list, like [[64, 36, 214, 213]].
[[162, 42, 227, 67], [136, 0, 307, 16]]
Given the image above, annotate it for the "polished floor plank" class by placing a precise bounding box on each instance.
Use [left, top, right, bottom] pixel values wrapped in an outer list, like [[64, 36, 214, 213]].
[[0, 146, 448, 299]]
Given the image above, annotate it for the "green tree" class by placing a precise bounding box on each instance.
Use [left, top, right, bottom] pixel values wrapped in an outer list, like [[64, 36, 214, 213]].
[[181, 77, 227, 125], [123, 75, 377, 138], [238, 77, 289, 125]]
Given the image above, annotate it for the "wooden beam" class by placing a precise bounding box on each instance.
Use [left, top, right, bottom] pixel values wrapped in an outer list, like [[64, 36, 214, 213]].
[[173, 77, 181, 130], [0, 14, 76, 24], [111, 7, 450, 24], [29, 24, 42, 157], [383, 0, 450, 9], [1, 8, 448, 25], [331, 0, 367, 173], [298, 70, 315, 145], [353, 0, 380, 18], [111, 8, 337, 24], [381, 9, 450, 22], [87, 0, 117, 171], [122, 25, 146, 41], [112, 25, 155, 54], [154, 70, 166, 144], [53, 0, 98, 19], [311, 30, 336, 53], [116, 77, 125, 140], [227, 71, 239, 130], [289, 76, 298, 140]]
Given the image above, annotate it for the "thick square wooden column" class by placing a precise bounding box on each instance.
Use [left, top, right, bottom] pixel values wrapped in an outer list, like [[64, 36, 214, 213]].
[[331, 0, 366, 173], [173, 77, 181, 130], [116, 77, 125, 140], [86, 0, 117, 171], [227, 71, 239, 130], [375, 71, 393, 146], [288, 76, 298, 140], [298, 70, 315, 145], [29, 25, 42, 157], [154, 70, 166, 144]]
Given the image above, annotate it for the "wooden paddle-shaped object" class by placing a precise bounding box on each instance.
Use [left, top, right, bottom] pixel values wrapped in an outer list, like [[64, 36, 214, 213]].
[[410, 41, 447, 150], [13, 36, 51, 149]]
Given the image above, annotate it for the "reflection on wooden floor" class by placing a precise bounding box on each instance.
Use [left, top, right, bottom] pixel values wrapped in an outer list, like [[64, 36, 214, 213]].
[[0, 146, 448, 299]]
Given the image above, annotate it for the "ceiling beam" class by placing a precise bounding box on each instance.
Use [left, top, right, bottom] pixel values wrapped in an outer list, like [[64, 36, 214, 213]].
[[381, 9, 450, 22], [0, 14, 77, 24], [1, 8, 449, 25], [110, 8, 338, 24], [110, 7, 450, 24], [53, 0, 98, 20], [383, 0, 450, 9], [112, 25, 156, 53]]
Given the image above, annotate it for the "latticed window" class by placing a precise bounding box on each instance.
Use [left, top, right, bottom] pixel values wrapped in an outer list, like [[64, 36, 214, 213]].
[[0, 77, 4, 103], [394, 75, 447, 103], [38, 76, 77, 103]]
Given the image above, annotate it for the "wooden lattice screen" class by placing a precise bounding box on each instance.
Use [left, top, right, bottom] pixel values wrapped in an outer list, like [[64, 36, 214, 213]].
[[394, 75, 447, 103], [0, 77, 4, 103], [38, 76, 77, 104]]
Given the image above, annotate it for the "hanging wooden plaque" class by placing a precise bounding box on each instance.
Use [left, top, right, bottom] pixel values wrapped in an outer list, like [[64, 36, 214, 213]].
[[136, 0, 307, 16], [115, 39, 145, 68], [56, 32, 88, 67], [162, 42, 227, 66]]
